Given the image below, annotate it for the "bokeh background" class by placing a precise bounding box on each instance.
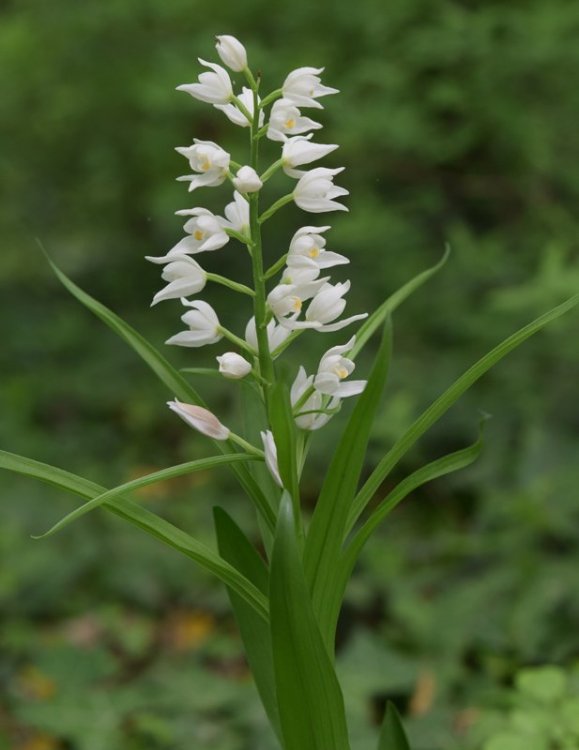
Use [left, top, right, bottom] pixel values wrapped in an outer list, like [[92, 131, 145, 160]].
[[1, 1, 579, 748]]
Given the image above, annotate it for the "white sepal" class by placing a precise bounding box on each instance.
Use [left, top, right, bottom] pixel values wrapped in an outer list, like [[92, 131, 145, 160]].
[[282, 67, 339, 109], [215, 87, 264, 128], [260, 430, 282, 487], [165, 299, 222, 348], [177, 59, 233, 104], [175, 139, 230, 192], [148, 255, 207, 306], [267, 98, 322, 142], [293, 167, 349, 213], [233, 165, 263, 193], [282, 135, 338, 178]]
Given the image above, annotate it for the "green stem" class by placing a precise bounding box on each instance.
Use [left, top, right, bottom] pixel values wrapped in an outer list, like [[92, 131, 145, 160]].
[[229, 432, 265, 458], [264, 253, 288, 280], [259, 193, 294, 224], [271, 329, 304, 358], [260, 158, 284, 183], [218, 326, 255, 356], [207, 273, 255, 297], [231, 95, 253, 125], [260, 88, 283, 109]]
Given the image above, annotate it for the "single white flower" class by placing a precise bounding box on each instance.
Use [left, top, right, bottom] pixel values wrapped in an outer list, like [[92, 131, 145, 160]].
[[305, 281, 368, 332], [268, 260, 326, 324], [223, 191, 250, 234], [245, 317, 291, 353], [147, 255, 207, 305], [215, 87, 264, 128], [267, 98, 322, 142], [177, 59, 233, 104], [168, 400, 230, 440], [215, 35, 247, 72], [216, 352, 252, 379], [282, 66, 339, 109], [314, 337, 367, 397], [233, 165, 263, 193], [260, 430, 282, 487], [176, 139, 230, 192], [293, 167, 349, 213], [288, 226, 349, 268], [155, 208, 229, 256], [290, 367, 340, 431], [282, 135, 338, 178], [166, 299, 222, 347]]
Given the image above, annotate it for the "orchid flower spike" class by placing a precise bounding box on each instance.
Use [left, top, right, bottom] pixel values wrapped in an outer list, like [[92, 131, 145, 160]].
[[168, 400, 230, 440], [177, 59, 233, 104]]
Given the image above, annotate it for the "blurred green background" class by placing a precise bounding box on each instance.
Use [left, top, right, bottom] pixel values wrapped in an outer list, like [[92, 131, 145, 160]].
[[1, 1, 579, 748]]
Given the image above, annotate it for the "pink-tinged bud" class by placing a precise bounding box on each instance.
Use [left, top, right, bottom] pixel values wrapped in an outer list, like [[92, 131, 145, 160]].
[[168, 400, 230, 440]]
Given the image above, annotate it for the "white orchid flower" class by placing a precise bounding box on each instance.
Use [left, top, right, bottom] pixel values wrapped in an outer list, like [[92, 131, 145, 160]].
[[245, 317, 291, 353], [165, 299, 222, 348], [260, 430, 282, 487], [223, 191, 250, 234], [176, 139, 230, 192], [282, 135, 338, 178], [282, 67, 339, 109], [293, 167, 349, 213], [215, 87, 264, 128], [168, 400, 230, 440], [267, 98, 322, 142], [314, 337, 367, 397], [216, 352, 252, 379], [177, 59, 233, 105], [268, 258, 327, 323], [233, 165, 263, 193], [281, 281, 367, 332], [290, 367, 340, 431], [288, 226, 349, 268], [153, 208, 229, 256], [215, 35, 247, 72], [147, 255, 207, 306]]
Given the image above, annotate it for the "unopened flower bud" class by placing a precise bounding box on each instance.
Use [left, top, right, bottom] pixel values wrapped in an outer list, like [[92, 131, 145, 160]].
[[167, 400, 230, 440], [232, 166, 263, 193], [215, 35, 247, 72], [216, 352, 252, 379]]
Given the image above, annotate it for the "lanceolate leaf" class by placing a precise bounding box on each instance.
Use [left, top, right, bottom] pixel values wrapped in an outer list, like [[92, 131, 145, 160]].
[[35, 454, 258, 539], [270, 494, 351, 750], [378, 702, 411, 750], [349, 247, 449, 360], [214, 508, 281, 741], [304, 319, 392, 652], [347, 293, 579, 532], [324, 425, 486, 639], [40, 246, 273, 531], [0, 450, 269, 622]]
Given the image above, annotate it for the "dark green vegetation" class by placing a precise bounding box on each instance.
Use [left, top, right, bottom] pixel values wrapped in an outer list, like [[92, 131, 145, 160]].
[[1, 1, 578, 748]]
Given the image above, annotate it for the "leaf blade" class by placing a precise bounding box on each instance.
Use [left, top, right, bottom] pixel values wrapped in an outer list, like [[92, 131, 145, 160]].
[[270, 493, 351, 750], [378, 702, 411, 750], [0, 449, 269, 622], [35, 453, 258, 538]]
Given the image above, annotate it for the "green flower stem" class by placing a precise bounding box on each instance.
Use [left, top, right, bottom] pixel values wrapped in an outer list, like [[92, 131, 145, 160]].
[[292, 384, 316, 414], [218, 326, 255, 356], [271, 329, 304, 358], [229, 432, 265, 458], [260, 159, 284, 183], [231, 95, 253, 125], [249, 86, 276, 397], [259, 193, 294, 224], [207, 273, 255, 297], [260, 88, 282, 109], [265, 253, 288, 280], [243, 66, 259, 91], [256, 124, 269, 140], [229, 159, 242, 171]]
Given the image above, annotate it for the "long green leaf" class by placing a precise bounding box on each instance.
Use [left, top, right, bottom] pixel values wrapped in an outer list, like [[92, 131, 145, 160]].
[[378, 702, 411, 750], [270, 493, 351, 750], [214, 508, 281, 741], [304, 319, 392, 652], [0, 450, 269, 622], [349, 247, 449, 359], [35, 454, 257, 538], [40, 247, 274, 531], [347, 293, 579, 533]]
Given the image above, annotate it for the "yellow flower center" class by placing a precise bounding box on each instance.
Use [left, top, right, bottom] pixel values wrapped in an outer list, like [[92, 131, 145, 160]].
[[194, 230, 205, 241], [292, 297, 302, 313], [308, 246, 320, 258], [335, 366, 349, 379], [199, 157, 211, 172], [284, 118, 296, 130]]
